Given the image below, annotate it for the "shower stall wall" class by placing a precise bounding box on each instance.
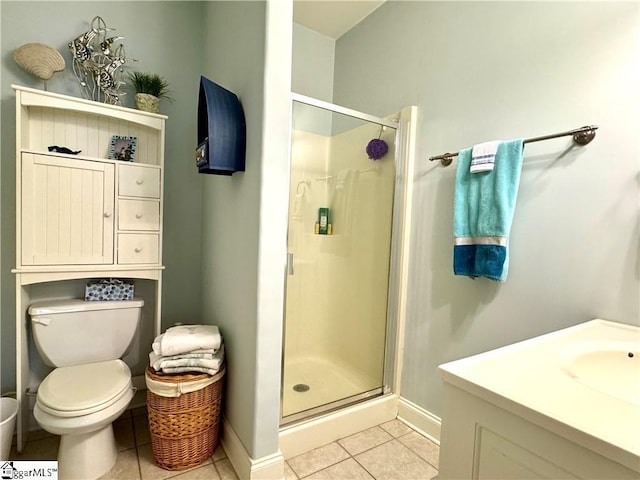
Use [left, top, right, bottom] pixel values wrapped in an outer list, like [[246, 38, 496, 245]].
[[281, 96, 400, 423]]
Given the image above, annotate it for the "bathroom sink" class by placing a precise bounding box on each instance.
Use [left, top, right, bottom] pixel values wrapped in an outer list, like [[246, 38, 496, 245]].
[[563, 343, 640, 406]]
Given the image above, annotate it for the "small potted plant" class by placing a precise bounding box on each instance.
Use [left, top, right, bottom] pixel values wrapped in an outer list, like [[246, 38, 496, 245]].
[[128, 72, 172, 113]]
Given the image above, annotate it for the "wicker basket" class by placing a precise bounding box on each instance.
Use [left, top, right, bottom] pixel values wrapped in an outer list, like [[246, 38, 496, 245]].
[[145, 366, 225, 471]]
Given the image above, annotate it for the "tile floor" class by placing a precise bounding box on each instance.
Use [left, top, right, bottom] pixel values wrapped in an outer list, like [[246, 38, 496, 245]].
[[11, 409, 439, 480], [284, 419, 439, 480], [10, 405, 238, 480]]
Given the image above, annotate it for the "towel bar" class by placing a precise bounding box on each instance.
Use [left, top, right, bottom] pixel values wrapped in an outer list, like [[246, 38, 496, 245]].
[[429, 125, 598, 166]]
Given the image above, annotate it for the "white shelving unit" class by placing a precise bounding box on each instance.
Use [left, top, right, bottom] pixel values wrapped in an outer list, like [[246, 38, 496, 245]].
[[11, 85, 167, 451]]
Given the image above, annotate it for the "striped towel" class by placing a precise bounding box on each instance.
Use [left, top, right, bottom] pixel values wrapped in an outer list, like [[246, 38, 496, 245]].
[[470, 140, 500, 173]]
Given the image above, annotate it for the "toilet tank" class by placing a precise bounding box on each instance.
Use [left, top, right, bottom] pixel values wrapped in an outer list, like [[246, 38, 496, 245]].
[[29, 298, 144, 367]]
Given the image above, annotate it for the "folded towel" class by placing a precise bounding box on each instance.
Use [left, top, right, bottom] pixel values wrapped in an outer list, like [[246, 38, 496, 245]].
[[161, 366, 221, 375], [152, 324, 222, 356], [150, 345, 218, 356], [470, 140, 500, 173], [453, 139, 524, 281], [150, 345, 225, 372], [149, 351, 216, 368], [150, 346, 217, 355]]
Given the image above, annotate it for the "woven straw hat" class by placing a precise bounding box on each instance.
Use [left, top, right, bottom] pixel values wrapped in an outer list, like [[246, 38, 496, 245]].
[[13, 43, 65, 80]]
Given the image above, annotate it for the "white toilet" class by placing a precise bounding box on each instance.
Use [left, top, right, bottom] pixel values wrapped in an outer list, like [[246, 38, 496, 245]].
[[29, 298, 144, 480]]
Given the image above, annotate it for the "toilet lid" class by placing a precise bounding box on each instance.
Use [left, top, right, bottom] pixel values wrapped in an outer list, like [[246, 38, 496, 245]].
[[38, 359, 131, 414]]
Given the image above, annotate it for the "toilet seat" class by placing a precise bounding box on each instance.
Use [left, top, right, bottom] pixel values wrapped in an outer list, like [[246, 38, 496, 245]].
[[37, 359, 131, 417]]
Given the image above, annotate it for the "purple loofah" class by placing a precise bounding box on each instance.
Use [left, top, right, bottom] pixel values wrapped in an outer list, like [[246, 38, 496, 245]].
[[366, 138, 388, 160]]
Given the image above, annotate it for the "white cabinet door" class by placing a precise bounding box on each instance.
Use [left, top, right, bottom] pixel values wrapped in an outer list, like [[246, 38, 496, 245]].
[[21, 153, 115, 265]]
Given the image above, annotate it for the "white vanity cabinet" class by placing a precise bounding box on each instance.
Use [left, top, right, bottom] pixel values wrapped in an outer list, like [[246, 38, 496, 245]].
[[12, 85, 167, 451]]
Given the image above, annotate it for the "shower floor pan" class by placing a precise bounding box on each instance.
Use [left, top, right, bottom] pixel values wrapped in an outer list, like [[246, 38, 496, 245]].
[[282, 356, 381, 421]]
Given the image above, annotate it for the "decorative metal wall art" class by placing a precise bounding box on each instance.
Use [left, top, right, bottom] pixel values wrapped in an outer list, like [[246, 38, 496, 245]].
[[69, 16, 133, 105]]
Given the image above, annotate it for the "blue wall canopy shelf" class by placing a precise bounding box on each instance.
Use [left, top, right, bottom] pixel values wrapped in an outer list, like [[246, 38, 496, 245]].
[[197, 76, 246, 175]]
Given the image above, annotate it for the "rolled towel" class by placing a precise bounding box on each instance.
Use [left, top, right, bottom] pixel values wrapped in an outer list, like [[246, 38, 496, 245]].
[[152, 324, 222, 356]]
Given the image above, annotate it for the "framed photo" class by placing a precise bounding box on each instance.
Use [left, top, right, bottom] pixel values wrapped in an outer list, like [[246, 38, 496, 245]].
[[109, 135, 137, 162]]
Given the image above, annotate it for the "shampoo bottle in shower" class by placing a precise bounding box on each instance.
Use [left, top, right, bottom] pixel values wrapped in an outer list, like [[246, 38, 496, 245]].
[[318, 208, 329, 234]]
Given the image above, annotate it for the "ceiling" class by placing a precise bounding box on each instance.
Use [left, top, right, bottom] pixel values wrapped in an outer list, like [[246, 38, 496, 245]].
[[293, 1, 386, 39]]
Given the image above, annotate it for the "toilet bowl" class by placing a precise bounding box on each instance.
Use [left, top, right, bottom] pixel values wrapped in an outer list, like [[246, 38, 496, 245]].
[[29, 299, 143, 480], [34, 360, 135, 479]]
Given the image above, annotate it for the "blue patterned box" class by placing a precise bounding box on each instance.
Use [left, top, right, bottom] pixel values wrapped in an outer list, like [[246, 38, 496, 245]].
[[85, 279, 134, 301]]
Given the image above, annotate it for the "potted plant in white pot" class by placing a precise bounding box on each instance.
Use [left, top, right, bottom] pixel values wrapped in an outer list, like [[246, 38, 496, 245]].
[[129, 72, 172, 113]]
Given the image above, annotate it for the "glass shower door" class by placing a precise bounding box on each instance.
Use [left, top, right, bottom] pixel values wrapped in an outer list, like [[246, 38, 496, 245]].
[[281, 99, 397, 423]]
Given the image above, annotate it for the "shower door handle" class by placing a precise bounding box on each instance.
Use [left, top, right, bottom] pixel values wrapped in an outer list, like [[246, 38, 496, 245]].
[[287, 252, 295, 275]]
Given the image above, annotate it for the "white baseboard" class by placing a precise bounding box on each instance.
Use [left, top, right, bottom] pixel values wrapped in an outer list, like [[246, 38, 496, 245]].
[[221, 417, 285, 480], [397, 396, 441, 444], [279, 394, 398, 459], [217, 396, 438, 478]]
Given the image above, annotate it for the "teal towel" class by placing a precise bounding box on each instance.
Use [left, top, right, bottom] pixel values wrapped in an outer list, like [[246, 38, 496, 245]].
[[453, 139, 524, 281]]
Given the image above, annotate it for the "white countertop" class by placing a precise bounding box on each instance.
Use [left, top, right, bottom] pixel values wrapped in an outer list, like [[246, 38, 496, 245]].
[[439, 319, 640, 470]]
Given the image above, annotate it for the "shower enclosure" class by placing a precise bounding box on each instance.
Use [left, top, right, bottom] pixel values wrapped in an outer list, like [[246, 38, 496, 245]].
[[281, 95, 399, 424]]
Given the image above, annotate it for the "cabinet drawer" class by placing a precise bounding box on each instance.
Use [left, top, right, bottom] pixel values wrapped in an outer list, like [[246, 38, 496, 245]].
[[118, 199, 160, 231], [118, 233, 159, 264], [119, 164, 160, 198]]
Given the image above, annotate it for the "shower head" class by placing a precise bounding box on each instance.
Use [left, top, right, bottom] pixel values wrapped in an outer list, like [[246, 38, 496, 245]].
[[296, 179, 311, 195]]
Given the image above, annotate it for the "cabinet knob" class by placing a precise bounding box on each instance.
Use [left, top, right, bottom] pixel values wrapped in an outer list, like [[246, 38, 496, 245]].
[[136, 179, 144, 185], [104, 212, 112, 218], [134, 247, 143, 253], [135, 213, 143, 219]]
